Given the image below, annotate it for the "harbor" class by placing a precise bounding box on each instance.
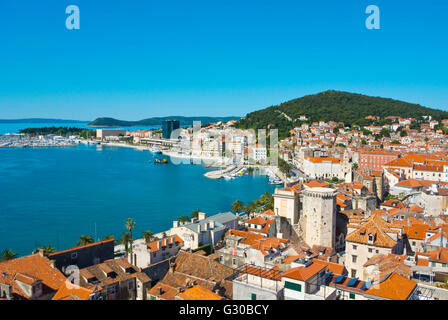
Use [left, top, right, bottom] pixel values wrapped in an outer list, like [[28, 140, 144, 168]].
[[0, 133, 80, 148]]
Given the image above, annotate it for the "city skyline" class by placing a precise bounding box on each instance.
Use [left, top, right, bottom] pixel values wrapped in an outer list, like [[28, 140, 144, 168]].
[[0, 0, 447, 120]]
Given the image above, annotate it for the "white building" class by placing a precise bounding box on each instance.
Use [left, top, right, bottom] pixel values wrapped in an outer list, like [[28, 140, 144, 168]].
[[169, 212, 238, 250], [303, 156, 341, 180], [131, 235, 183, 269]]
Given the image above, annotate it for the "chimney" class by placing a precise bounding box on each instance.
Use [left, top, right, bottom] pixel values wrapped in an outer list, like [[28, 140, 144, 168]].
[[198, 212, 207, 220], [38, 248, 45, 257], [173, 221, 179, 228], [171, 235, 176, 244], [157, 240, 162, 250], [49, 260, 56, 268], [209, 220, 215, 229], [197, 224, 201, 233]]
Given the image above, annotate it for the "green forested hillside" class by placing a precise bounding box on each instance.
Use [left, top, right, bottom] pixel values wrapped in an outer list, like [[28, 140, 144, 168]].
[[235, 90, 448, 137]]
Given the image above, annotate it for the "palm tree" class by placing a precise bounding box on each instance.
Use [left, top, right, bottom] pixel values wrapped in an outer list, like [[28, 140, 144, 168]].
[[231, 200, 245, 215], [190, 209, 200, 220], [76, 235, 94, 247], [104, 234, 117, 245], [177, 216, 190, 223], [245, 201, 258, 215], [121, 232, 131, 254], [125, 218, 136, 264], [0, 249, 17, 262], [142, 230, 155, 243], [42, 245, 56, 255], [259, 192, 274, 211]]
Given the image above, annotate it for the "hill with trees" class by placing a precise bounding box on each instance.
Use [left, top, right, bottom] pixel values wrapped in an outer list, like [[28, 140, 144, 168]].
[[235, 90, 448, 138]]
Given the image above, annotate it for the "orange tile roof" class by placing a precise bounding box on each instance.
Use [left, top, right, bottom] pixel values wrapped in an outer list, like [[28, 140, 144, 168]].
[[408, 205, 424, 213], [245, 216, 271, 226], [176, 285, 223, 300], [282, 262, 327, 282], [345, 212, 399, 248], [147, 282, 178, 300], [0, 254, 66, 299], [381, 200, 406, 209], [384, 158, 413, 167], [365, 273, 417, 300], [282, 255, 301, 264], [52, 283, 96, 300], [305, 156, 341, 164], [426, 247, 448, 264], [147, 234, 183, 252], [395, 179, 424, 188], [403, 223, 428, 240], [312, 259, 347, 275], [304, 180, 330, 188]]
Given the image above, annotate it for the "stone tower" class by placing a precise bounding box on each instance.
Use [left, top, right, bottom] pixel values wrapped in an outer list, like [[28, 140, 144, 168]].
[[339, 149, 353, 183], [302, 187, 337, 248]]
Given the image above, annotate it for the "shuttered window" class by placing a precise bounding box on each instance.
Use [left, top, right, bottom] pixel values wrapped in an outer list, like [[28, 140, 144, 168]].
[[285, 281, 302, 292]]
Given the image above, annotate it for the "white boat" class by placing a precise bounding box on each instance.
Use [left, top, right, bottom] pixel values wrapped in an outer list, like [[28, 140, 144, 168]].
[[151, 146, 162, 154]]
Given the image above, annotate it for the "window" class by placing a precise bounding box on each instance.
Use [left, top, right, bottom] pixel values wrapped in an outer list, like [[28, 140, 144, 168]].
[[432, 262, 436, 267], [349, 293, 355, 300], [368, 248, 373, 253], [352, 255, 357, 263], [251, 293, 257, 300], [351, 269, 357, 278], [232, 258, 236, 266], [284, 281, 302, 292], [71, 252, 78, 259], [352, 245, 357, 250], [412, 241, 416, 246]]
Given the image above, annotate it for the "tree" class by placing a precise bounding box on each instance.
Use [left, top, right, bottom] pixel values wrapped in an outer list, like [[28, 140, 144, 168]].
[[380, 128, 390, 138], [259, 192, 274, 211], [121, 232, 131, 254], [104, 234, 117, 244], [278, 157, 292, 177], [125, 218, 136, 264], [177, 216, 190, 223], [142, 230, 155, 243], [231, 200, 245, 214], [245, 201, 258, 215], [361, 139, 367, 145], [0, 249, 17, 261], [190, 209, 200, 220], [353, 163, 359, 170], [42, 245, 56, 255], [76, 235, 93, 247]]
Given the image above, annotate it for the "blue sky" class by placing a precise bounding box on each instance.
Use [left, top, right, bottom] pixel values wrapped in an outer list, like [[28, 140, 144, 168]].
[[0, 0, 447, 120]]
